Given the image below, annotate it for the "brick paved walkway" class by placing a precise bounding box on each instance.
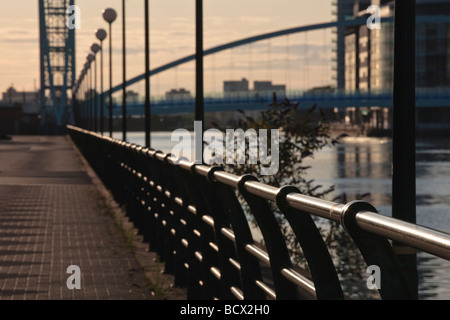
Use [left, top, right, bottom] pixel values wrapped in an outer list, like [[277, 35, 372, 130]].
[[0, 135, 153, 300]]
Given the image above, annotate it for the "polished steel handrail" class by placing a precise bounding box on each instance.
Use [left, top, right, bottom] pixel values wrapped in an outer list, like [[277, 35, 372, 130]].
[[67, 125, 450, 262], [210, 168, 450, 261], [194, 162, 450, 261]]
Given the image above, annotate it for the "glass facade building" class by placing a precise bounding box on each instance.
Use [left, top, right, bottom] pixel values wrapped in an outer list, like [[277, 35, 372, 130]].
[[341, 0, 450, 91], [336, 0, 450, 131]]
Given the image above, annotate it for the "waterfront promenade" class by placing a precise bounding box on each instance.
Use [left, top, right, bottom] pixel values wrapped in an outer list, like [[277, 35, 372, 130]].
[[0, 135, 171, 300]]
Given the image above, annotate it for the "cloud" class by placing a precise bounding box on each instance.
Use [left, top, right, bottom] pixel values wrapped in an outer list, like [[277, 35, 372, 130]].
[[0, 27, 38, 46], [238, 16, 273, 24], [0, 37, 38, 44]]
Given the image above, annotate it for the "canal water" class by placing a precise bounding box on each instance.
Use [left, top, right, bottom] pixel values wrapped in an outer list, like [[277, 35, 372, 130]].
[[117, 131, 450, 299]]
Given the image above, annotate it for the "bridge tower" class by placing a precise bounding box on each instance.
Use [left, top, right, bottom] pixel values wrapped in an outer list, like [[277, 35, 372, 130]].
[[38, 0, 76, 132]]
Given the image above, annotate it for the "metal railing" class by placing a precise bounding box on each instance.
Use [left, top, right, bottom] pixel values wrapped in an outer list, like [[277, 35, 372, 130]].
[[67, 125, 450, 300]]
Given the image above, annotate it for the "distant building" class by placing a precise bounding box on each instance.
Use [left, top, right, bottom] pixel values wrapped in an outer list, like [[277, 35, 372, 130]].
[[223, 78, 286, 99], [306, 85, 335, 94], [253, 81, 286, 99], [224, 78, 249, 94], [1, 86, 40, 114], [127, 90, 139, 104], [165, 88, 192, 101]]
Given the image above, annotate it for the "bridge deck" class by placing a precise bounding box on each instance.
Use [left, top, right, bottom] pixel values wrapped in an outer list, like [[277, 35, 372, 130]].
[[0, 135, 156, 300]]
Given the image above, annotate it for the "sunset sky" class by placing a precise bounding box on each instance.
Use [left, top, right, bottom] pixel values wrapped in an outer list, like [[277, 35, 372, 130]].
[[0, 1, 333, 97]]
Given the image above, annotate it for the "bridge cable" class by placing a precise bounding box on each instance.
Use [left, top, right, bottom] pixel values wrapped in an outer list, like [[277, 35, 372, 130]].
[[323, 28, 327, 87], [248, 43, 253, 88], [211, 51, 216, 96], [285, 35, 291, 95], [230, 48, 235, 81], [304, 32, 308, 91], [175, 66, 179, 91], [266, 39, 272, 82]]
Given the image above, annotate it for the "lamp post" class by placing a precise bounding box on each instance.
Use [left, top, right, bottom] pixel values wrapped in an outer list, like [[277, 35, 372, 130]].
[[144, 0, 151, 148], [83, 68, 88, 129], [87, 54, 95, 131], [122, 0, 127, 142], [80, 67, 86, 129], [74, 76, 79, 127], [103, 8, 117, 138], [91, 43, 101, 133], [96, 29, 107, 135], [84, 62, 91, 130], [79, 69, 85, 128]]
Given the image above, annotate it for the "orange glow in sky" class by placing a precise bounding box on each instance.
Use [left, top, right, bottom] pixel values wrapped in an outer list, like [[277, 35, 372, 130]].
[[0, 1, 332, 96]]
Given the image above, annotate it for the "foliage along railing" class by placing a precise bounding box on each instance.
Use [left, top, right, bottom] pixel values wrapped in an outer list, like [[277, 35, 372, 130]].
[[67, 125, 450, 300]]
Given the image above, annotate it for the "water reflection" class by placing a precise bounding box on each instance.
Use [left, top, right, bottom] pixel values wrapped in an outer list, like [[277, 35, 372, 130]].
[[335, 139, 391, 179]]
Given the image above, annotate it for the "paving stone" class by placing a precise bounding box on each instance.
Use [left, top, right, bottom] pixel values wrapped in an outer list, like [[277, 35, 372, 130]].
[[0, 136, 153, 300]]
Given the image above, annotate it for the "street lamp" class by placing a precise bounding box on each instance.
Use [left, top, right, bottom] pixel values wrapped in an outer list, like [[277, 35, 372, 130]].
[[91, 43, 101, 133], [96, 28, 107, 135], [103, 8, 117, 138]]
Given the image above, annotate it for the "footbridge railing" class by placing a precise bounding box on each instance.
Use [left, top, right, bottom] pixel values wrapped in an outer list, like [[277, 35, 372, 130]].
[[67, 125, 450, 300]]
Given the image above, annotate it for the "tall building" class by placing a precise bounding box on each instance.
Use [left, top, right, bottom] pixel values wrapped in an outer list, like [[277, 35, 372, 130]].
[[344, 1, 394, 91], [339, 0, 450, 91], [416, 0, 450, 88], [338, 0, 450, 131], [332, 0, 356, 90]]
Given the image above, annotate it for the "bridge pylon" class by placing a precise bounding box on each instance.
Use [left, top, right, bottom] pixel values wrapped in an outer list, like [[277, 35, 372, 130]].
[[38, 0, 76, 133]]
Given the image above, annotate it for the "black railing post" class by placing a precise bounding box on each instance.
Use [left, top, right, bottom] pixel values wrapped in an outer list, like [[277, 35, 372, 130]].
[[109, 22, 113, 137], [88, 63, 92, 131], [237, 175, 299, 299], [144, 0, 151, 148], [392, 0, 418, 299], [93, 52, 98, 132], [122, 0, 127, 142], [100, 41, 104, 135], [195, 0, 204, 163]]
